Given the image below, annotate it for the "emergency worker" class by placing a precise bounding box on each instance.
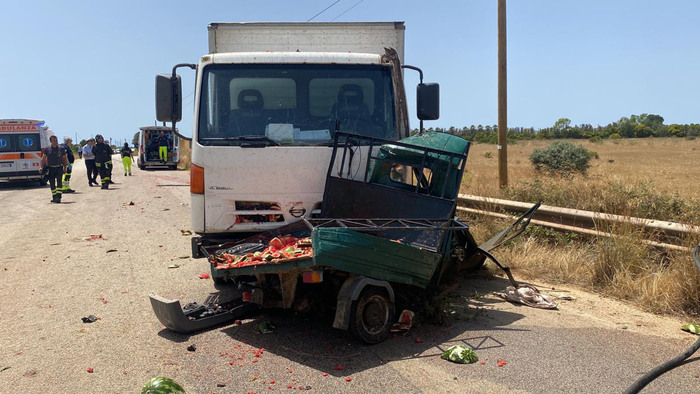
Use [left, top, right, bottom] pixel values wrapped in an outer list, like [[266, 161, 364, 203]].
[[158, 131, 169, 163], [61, 137, 76, 193], [93, 134, 113, 189], [39, 135, 68, 203], [120, 142, 133, 176]]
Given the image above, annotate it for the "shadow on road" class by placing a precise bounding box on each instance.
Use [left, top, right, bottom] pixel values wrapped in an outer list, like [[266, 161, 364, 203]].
[[154, 272, 528, 376]]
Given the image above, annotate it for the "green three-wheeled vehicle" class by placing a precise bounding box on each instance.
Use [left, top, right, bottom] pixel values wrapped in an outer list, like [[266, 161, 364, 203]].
[[150, 131, 539, 343]]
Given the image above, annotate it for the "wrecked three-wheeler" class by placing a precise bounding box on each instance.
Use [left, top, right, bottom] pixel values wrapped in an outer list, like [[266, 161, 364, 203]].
[[150, 131, 539, 343]]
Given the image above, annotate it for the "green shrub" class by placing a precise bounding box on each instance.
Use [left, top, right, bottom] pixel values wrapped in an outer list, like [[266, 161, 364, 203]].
[[529, 141, 591, 176], [589, 135, 603, 143]]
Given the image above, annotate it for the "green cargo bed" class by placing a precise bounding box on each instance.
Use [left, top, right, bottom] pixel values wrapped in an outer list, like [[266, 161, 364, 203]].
[[211, 226, 443, 289]]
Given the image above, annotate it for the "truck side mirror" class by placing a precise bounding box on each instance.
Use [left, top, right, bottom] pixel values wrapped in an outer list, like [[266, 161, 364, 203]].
[[156, 74, 182, 123], [417, 83, 439, 121]]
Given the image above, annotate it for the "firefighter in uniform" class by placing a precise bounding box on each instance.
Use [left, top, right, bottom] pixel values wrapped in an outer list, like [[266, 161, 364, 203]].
[[93, 134, 113, 189], [61, 136, 76, 193], [39, 135, 68, 203]]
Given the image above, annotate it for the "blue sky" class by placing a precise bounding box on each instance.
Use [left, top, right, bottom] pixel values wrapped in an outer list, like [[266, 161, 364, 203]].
[[2, 0, 699, 144]]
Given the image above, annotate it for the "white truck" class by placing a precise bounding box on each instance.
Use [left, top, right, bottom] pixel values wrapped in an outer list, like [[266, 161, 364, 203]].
[[0, 119, 51, 185], [155, 22, 440, 257]]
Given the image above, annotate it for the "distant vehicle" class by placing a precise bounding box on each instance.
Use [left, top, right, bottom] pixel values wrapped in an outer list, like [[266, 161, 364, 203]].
[[0, 119, 50, 185], [136, 126, 179, 170]]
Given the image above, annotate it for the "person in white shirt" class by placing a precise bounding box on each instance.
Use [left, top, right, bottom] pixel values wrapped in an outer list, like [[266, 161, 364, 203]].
[[82, 138, 98, 186]]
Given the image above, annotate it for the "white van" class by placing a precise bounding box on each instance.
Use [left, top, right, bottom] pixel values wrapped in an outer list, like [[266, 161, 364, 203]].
[[137, 126, 179, 170], [0, 119, 50, 185]]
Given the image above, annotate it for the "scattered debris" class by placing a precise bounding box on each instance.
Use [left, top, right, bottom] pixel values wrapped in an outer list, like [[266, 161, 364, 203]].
[[81, 315, 98, 323], [497, 360, 507, 367], [682, 323, 700, 334], [440, 345, 478, 364], [161, 208, 170, 211], [504, 285, 558, 309], [76, 234, 105, 242], [106, 249, 118, 253], [0, 366, 10, 372], [180, 230, 193, 236], [254, 321, 275, 334], [87, 368, 94, 373], [167, 264, 180, 269], [187, 344, 196, 352], [391, 310, 415, 333], [198, 273, 210, 279], [217, 383, 226, 387]]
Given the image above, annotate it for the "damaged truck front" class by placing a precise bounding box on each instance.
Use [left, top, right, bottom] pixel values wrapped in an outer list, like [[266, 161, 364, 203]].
[[154, 22, 442, 257], [150, 132, 539, 344]]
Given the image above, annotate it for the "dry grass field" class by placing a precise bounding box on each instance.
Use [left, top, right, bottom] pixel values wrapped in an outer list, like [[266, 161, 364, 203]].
[[463, 137, 700, 203], [458, 137, 700, 318]]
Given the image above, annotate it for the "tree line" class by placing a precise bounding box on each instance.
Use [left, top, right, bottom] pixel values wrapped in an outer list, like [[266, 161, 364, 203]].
[[415, 114, 700, 143]]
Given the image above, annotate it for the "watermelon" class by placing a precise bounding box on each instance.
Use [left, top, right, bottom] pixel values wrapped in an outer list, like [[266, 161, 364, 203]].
[[141, 377, 186, 394], [269, 237, 285, 250]]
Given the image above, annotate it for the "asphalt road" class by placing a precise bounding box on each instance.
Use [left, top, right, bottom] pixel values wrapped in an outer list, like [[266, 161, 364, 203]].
[[0, 156, 698, 393]]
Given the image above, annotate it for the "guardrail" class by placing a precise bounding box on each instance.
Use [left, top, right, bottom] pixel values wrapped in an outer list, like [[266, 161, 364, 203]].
[[457, 194, 700, 251]]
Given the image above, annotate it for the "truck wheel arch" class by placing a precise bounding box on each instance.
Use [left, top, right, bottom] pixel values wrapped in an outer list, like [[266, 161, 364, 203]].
[[332, 276, 394, 331]]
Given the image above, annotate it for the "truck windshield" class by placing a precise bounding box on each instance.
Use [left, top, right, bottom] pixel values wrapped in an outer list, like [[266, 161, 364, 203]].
[[198, 64, 397, 146]]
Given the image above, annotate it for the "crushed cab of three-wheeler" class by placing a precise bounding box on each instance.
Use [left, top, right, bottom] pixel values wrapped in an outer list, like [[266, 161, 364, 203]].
[[150, 131, 539, 342]]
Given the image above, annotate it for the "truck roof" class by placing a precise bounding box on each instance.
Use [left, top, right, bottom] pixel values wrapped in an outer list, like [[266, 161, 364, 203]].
[[139, 126, 178, 131], [0, 119, 45, 125], [207, 51, 384, 66]]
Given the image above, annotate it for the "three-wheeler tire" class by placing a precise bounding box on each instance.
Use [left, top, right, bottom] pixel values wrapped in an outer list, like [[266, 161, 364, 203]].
[[349, 287, 395, 344]]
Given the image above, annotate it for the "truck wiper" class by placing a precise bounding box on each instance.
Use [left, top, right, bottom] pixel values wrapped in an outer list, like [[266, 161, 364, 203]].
[[209, 136, 279, 146]]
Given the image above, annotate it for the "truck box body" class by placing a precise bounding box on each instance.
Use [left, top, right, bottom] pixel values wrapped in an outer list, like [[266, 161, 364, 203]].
[[208, 22, 405, 64]]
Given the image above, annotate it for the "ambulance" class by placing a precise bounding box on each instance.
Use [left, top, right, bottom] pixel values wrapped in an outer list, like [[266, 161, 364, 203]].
[[0, 119, 51, 185]]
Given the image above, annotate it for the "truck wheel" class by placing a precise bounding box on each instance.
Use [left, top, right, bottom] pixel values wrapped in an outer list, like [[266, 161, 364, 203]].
[[349, 287, 394, 344]]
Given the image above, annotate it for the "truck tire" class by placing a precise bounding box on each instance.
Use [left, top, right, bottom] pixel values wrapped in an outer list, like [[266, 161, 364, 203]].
[[349, 287, 394, 344]]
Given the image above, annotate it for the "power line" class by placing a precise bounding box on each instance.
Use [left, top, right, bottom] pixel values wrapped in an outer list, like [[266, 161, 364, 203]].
[[307, 0, 342, 22], [331, 0, 364, 21]]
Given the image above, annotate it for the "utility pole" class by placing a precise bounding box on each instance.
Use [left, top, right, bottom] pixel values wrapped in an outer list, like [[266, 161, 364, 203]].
[[498, 0, 508, 188]]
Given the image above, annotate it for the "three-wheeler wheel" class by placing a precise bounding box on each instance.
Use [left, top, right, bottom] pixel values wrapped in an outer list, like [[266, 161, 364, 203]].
[[349, 287, 395, 344]]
